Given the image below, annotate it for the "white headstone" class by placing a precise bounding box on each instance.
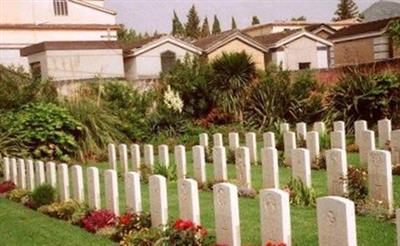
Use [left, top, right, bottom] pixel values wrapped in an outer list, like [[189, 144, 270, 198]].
[[228, 132, 240, 151], [392, 130, 400, 165], [149, 175, 168, 228], [2, 157, 10, 181], [263, 132, 276, 148], [10, 158, 17, 185], [158, 144, 169, 167], [396, 209, 400, 246], [213, 146, 227, 182], [35, 161, 45, 186], [57, 163, 70, 202], [317, 196, 357, 246], [368, 150, 393, 214], [178, 178, 200, 225], [296, 122, 307, 141], [199, 133, 209, 150], [354, 120, 367, 146], [87, 167, 101, 210], [291, 148, 312, 188], [17, 159, 26, 189], [192, 145, 206, 185], [306, 131, 320, 163], [326, 149, 348, 196], [108, 143, 117, 170], [213, 183, 241, 246], [235, 147, 252, 190], [359, 130, 375, 166], [26, 159, 35, 191], [313, 121, 326, 135], [213, 133, 223, 147], [280, 123, 290, 133], [104, 169, 119, 216], [125, 171, 142, 213], [174, 145, 187, 179], [71, 165, 84, 202], [333, 121, 345, 133], [260, 188, 291, 246], [46, 162, 57, 188], [261, 147, 279, 189], [378, 118, 391, 149], [130, 144, 141, 172], [245, 132, 258, 165], [144, 144, 154, 170], [119, 144, 129, 174], [283, 131, 296, 166], [330, 131, 346, 150]]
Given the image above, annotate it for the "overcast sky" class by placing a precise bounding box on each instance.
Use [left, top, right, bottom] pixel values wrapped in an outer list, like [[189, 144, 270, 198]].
[[104, 0, 388, 33]]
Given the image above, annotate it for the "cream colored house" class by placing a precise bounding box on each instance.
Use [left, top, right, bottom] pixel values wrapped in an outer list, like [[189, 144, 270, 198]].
[[0, 0, 118, 69], [123, 35, 203, 82], [193, 30, 268, 70], [254, 30, 333, 70]]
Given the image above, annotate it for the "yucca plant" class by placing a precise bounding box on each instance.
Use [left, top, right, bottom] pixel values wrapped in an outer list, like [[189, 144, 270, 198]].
[[285, 178, 316, 207], [210, 51, 256, 123]]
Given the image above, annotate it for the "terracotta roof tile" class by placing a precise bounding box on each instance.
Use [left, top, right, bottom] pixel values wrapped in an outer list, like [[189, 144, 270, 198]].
[[192, 30, 237, 50], [122, 34, 164, 51], [253, 29, 300, 47]]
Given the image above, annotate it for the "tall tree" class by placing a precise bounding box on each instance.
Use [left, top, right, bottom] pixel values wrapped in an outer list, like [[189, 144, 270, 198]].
[[251, 16, 260, 25], [172, 10, 185, 37], [117, 25, 143, 44], [212, 15, 221, 34], [201, 17, 211, 37], [231, 17, 237, 29], [185, 4, 201, 39], [333, 0, 359, 21]]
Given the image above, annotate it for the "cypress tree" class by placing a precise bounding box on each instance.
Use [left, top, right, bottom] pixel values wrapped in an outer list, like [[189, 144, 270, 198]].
[[231, 17, 237, 29], [333, 0, 359, 21], [212, 15, 221, 34], [201, 17, 211, 37], [251, 16, 260, 25], [172, 10, 184, 37], [185, 4, 201, 39]]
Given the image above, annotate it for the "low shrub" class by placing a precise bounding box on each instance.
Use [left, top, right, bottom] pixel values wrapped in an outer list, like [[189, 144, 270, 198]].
[[312, 154, 326, 170], [121, 228, 163, 246], [284, 179, 316, 207], [393, 164, 400, 175], [31, 184, 56, 208], [346, 143, 359, 153], [356, 199, 393, 218], [96, 226, 118, 240], [163, 219, 212, 246], [0, 181, 16, 194], [7, 188, 31, 203], [265, 242, 287, 246], [82, 210, 117, 233], [153, 164, 176, 181], [238, 187, 258, 198], [346, 166, 368, 203], [37, 200, 82, 220], [70, 205, 93, 226], [115, 212, 152, 241]]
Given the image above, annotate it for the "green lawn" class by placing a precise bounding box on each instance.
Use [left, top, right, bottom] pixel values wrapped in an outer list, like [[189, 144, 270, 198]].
[[1, 146, 398, 245]]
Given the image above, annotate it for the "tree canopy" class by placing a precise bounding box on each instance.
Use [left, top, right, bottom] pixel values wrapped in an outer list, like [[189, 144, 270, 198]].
[[333, 0, 359, 21]]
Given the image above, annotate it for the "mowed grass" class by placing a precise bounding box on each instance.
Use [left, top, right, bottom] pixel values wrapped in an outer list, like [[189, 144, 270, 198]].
[[1, 143, 399, 245]]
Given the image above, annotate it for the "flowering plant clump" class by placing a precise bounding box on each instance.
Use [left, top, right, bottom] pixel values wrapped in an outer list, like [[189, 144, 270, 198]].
[[0, 181, 16, 194], [163, 85, 184, 113], [266, 242, 287, 246], [163, 219, 212, 246], [82, 210, 117, 233], [114, 212, 152, 241]]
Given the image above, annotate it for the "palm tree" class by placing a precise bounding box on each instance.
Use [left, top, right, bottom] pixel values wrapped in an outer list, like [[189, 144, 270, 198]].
[[210, 52, 256, 123]]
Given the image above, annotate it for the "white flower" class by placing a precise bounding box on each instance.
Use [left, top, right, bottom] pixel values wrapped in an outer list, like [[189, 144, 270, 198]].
[[163, 85, 184, 113]]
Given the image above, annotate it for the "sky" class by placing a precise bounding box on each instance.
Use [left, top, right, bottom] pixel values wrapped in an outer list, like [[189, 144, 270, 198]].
[[104, 0, 387, 33]]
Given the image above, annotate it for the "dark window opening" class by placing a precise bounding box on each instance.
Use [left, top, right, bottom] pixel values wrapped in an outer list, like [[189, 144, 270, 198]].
[[161, 50, 176, 73], [53, 0, 68, 16], [299, 62, 311, 70], [30, 62, 42, 80]]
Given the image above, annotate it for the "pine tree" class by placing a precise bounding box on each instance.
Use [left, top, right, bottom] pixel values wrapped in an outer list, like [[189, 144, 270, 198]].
[[231, 17, 237, 29], [185, 4, 201, 39], [212, 15, 221, 34], [251, 16, 260, 25], [172, 10, 184, 37], [201, 17, 211, 37], [333, 0, 359, 21]]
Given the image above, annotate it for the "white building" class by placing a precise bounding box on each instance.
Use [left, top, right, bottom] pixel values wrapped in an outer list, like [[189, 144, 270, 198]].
[[0, 0, 118, 69]]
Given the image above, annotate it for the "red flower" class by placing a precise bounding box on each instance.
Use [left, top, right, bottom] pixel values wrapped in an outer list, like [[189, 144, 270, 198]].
[[266, 242, 287, 246], [173, 219, 196, 230], [0, 181, 16, 193], [119, 213, 133, 225], [82, 210, 116, 233]]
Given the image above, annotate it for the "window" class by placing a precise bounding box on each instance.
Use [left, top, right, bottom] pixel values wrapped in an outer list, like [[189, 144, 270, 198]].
[[373, 36, 391, 60], [298, 62, 311, 70], [53, 0, 68, 16], [30, 62, 42, 80], [161, 50, 176, 73]]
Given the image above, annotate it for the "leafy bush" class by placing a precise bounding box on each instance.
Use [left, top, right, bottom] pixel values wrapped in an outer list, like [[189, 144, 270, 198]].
[[121, 228, 163, 246], [346, 166, 368, 203], [31, 184, 56, 208], [163, 219, 211, 246], [115, 212, 152, 241], [2, 102, 82, 162], [0, 181, 16, 194], [153, 164, 176, 181], [82, 210, 117, 233], [284, 179, 316, 207], [38, 200, 82, 220], [7, 188, 31, 203], [325, 70, 400, 131]]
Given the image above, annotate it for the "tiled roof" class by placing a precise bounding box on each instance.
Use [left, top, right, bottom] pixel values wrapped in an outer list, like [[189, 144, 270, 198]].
[[253, 29, 300, 47], [305, 23, 336, 33], [122, 35, 164, 51], [330, 16, 400, 40], [192, 30, 237, 50]]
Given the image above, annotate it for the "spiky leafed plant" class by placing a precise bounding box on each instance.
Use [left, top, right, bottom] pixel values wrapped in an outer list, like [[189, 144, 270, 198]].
[[210, 51, 256, 123]]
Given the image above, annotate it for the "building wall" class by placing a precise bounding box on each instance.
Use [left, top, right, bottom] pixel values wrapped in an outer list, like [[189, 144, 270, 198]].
[[333, 38, 375, 66], [125, 42, 199, 80], [26, 49, 124, 81], [0, 0, 115, 25], [207, 39, 265, 70]]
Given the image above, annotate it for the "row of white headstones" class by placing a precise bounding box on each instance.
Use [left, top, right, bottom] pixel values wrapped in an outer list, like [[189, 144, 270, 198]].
[[1, 118, 399, 245]]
